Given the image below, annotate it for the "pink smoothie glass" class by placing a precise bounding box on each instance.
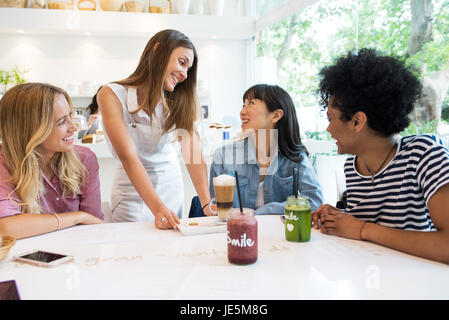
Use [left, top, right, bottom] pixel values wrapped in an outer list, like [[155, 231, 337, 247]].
[[227, 208, 258, 265]]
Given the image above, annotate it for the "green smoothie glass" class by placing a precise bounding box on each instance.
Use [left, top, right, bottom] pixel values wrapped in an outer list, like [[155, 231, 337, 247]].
[[285, 196, 311, 242]]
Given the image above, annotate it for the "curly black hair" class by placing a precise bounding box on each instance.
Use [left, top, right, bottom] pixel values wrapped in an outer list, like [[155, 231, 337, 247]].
[[318, 48, 422, 136]]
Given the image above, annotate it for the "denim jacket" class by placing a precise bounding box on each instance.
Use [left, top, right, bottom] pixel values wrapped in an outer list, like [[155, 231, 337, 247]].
[[209, 138, 324, 215]]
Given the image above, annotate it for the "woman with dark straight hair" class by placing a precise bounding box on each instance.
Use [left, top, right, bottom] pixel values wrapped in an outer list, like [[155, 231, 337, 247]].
[[209, 84, 323, 215], [242, 84, 307, 162], [98, 29, 213, 227]]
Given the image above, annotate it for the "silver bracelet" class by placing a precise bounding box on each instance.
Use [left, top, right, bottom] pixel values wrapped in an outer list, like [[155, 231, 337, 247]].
[[53, 213, 60, 230]]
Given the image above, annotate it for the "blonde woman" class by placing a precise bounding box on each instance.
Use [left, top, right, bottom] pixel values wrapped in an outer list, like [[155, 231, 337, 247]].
[[0, 83, 104, 239], [98, 29, 212, 228]]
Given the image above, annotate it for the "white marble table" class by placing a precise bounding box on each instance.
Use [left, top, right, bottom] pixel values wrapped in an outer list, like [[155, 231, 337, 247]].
[[1, 216, 448, 299]]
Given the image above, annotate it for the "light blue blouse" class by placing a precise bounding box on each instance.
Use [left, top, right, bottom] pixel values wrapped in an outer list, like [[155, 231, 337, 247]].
[[209, 138, 324, 214]]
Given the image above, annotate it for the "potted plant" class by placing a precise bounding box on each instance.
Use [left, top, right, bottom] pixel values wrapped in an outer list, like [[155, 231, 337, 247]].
[[0, 66, 29, 97], [0, 69, 12, 95]]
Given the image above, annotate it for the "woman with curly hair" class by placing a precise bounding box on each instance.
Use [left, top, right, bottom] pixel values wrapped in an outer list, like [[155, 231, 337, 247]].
[[0, 83, 104, 239], [312, 48, 449, 264]]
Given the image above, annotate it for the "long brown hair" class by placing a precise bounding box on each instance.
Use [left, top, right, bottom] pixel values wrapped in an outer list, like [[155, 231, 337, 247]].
[[116, 29, 199, 134], [0, 83, 86, 213]]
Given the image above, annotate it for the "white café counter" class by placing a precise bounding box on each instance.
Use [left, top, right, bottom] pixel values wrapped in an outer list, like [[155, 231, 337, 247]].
[[1, 216, 448, 299]]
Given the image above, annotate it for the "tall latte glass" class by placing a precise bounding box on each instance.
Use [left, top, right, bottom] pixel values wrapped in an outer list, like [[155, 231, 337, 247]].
[[213, 174, 235, 221]]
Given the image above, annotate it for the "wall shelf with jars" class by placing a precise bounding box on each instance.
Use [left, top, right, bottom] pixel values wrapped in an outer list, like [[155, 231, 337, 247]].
[[0, 0, 254, 40]]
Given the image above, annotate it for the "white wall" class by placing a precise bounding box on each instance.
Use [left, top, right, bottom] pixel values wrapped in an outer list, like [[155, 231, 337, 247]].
[[0, 34, 250, 123]]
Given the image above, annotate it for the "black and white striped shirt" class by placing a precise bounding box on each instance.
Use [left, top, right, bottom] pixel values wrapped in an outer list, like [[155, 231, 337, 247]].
[[344, 134, 449, 231]]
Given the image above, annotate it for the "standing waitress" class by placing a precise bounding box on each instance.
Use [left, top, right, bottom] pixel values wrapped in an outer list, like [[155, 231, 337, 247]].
[[97, 29, 212, 229]]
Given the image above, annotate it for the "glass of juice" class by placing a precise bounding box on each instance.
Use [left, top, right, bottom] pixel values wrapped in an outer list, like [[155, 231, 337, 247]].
[[227, 208, 258, 265], [285, 196, 311, 242]]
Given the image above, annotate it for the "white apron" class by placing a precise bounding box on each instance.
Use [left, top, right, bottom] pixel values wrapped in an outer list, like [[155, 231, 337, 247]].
[[105, 84, 183, 222]]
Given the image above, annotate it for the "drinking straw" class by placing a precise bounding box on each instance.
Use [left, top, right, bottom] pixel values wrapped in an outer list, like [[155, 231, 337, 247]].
[[293, 168, 298, 198], [293, 167, 301, 240], [234, 171, 243, 213]]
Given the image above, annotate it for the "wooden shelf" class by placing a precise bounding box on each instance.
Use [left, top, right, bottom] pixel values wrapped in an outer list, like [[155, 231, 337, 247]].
[[0, 8, 255, 40]]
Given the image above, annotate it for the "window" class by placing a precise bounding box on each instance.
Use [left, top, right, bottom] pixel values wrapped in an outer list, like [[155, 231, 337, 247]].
[[256, 0, 290, 18], [256, 0, 449, 143]]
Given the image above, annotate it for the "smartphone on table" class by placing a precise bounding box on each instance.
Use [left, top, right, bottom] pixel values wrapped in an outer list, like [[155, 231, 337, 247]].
[[13, 250, 73, 268], [0, 280, 21, 300]]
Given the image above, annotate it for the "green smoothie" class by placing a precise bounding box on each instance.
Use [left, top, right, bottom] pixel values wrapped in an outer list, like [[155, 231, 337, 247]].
[[285, 196, 311, 242]]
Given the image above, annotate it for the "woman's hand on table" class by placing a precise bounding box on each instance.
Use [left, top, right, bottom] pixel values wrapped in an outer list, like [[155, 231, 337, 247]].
[[312, 204, 338, 229], [154, 205, 180, 230], [79, 211, 104, 225], [312, 204, 366, 240]]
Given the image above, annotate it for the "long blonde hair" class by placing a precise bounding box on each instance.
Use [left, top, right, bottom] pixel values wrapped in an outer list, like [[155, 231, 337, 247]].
[[116, 29, 199, 134], [0, 83, 86, 213]]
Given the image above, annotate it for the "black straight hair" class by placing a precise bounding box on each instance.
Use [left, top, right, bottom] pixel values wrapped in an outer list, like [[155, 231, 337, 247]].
[[243, 84, 308, 162], [88, 86, 103, 116]]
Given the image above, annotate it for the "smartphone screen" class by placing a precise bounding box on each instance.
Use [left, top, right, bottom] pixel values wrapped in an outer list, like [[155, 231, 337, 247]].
[[0, 280, 21, 300], [14, 250, 73, 268], [18, 251, 67, 263], [280, 215, 285, 224]]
